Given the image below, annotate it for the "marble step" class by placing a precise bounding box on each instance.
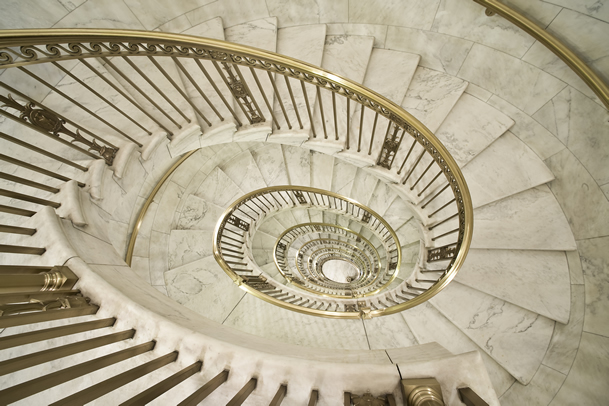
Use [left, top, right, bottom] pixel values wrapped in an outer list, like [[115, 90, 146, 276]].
[[174, 194, 226, 231], [305, 35, 375, 154], [103, 52, 197, 134], [400, 66, 468, 134], [165, 255, 246, 324], [420, 132, 555, 217], [172, 17, 237, 131], [402, 302, 516, 397], [348, 168, 379, 207], [225, 17, 278, 132], [429, 185, 577, 251], [455, 248, 571, 323], [310, 150, 334, 190], [250, 143, 290, 186], [331, 156, 358, 196], [430, 281, 555, 385], [168, 229, 214, 270], [281, 144, 311, 186], [219, 149, 267, 194], [339, 48, 420, 166], [270, 24, 327, 143]]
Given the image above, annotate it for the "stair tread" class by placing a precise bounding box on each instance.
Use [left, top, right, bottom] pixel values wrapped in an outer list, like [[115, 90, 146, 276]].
[[430, 281, 555, 385], [402, 302, 516, 397], [193, 166, 243, 207], [434, 93, 514, 167], [349, 168, 379, 207], [250, 143, 290, 186], [220, 149, 268, 193], [363, 313, 419, 349], [282, 144, 311, 186], [174, 194, 226, 231], [168, 229, 214, 270], [400, 66, 468, 133], [310, 150, 334, 190], [165, 255, 245, 324], [455, 248, 571, 323]]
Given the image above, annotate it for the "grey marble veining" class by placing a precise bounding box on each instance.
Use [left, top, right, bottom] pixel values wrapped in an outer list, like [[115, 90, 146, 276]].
[[458, 43, 566, 115], [488, 95, 565, 160], [363, 314, 418, 349], [250, 143, 289, 186], [461, 132, 555, 209], [402, 302, 515, 397], [194, 167, 243, 208], [577, 235, 609, 338], [310, 151, 334, 190], [500, 364, 566, 406], [176, 194, 225, 231], [434, 94, 514, 167], [168, 229, 214, 270], [545, 149, 609, 240], [456, 249, 571, 323], [543, 284, 585, 375], [432, 0, 537, 58], [544, 0, 609, 24], [220, 150, 267, 193], [400, 67, 468, 134], [331, 158, 358, 196], [0, 0, 69, 29], [165, 255, 245, 324], [430, 282, 555, 385], [326, 23, 388, 48], [471, 185, 576, 251], [534, 86, 609, 185], [550, 333, 609, 405], [281, 144, 311, 186], [348, 0, 440, 30]]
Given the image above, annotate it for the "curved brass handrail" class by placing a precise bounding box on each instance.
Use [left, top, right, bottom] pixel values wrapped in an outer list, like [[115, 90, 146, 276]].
[[473, 0, 609, 110], [0, 29, 472, 318]]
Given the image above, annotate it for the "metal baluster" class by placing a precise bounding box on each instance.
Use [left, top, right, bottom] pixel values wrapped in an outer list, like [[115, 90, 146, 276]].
[[173, 57, 224, 121], [49, 62, 150, 139], [194, 59, 241, 126], [332, 91, 338, 141], [269, 384, 288, 406], [421, 184, 450, 209], [0, 172, 59, 193], [368, 111, 379, 155], [418, 171, 443, 197], [301, 81, 316, 136], [227, 378, 257, 406], [429, 213, 459, 230], [397, 140, 417, 175], [357, 105, 365, 152], [177, 370, 230, 406], [248, 67, 278, 128], [346, 97, 350, 148], [316, 87, 328, 139], [79, 59, 170, 134], [0, 189, 60, 208], [403, 150, 426, 184], [428, 198, 456, 218], [101, 57, 183, 128], [0, 225, 36, 235], [268, 71, 291, 129], [0, 205, 36, 217], [147, 56, 212, 126], [431, 228, 459, 241], [411, 160, 435, 190], [284, 76, 303, 129]]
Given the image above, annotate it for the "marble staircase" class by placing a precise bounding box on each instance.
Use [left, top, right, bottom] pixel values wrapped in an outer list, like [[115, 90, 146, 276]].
[[0, 14, 580, 406]]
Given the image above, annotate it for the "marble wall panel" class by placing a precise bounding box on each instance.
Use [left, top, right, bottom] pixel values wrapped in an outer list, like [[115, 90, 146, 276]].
[[348, 0, 440, 30], [123, 0, 215, 30], [363, 314, 418, 349], [53, 0, 145, 29], [545, 149, 609, 240], [176, 195, 225, 231], [0, 0, 69, 29], [533, 87, 609, 186], [458, 44, 566, 115], [168, 229, 214, 270], [544, 0, 609, 23], [550, 333, 609, 405], [543, 284, 585, 375], [500, 364, 566, 406], [251, 144, 289, 186], [310, 151, 334, 190], [577, 235, 609, 338], [385, 27, 473, 76], [432, 0, 536, 58], [326, 23, 387, 48], [194, 167, 243, 207], [185, 0, 269, 28], [149, 230, 170, 285]]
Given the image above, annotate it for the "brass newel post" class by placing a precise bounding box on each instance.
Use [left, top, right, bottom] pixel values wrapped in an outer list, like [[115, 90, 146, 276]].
[[0, 266, 77, 294], [401, 378, 444, 406]]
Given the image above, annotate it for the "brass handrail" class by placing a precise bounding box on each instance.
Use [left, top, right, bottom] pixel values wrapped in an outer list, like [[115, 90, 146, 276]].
[[473, 0, 609, 110], [0, 28, 473, 318]]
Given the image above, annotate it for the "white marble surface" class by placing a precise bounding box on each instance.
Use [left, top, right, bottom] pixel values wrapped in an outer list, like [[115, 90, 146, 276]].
[[0, 0, 70, 29], [385, 26, 473, 76], [402, 302, 515, 397], [123, 0, 214, 30], [348, 0, 440, 30], [152, 181, 184, 233], [471, 185, 576, 251], [250, 143, 289, 186], [310, 151, 334, 190], [488, 95, 565, 160], [544, 0, 609, 24], [400, 67, 468, 133], [165, 255, 245, 324], [367, 181, 398, 218], [331, 157, 358, 196], [194, 167, 243, 208], [53, 0, 145, 29], [533, 87, 609, 185], [282, 144, 311, 186], [550, 333, 609, 405], [543, 285, 585, 375], [456, 248, 571, 323], [220, 150, 267, 192], [432, 0, 537, 58], [431, 282, 555, 385], [458, 44, 566, 115], [434, 94, 514, 167], [500, 364, 566, 406], [326, 23, 388, 47], [349, 168, 378, 206], [168, 229, 214, 270], [577, 235, 609, 338], [460, 132, 555, 209], [176, 194, 225, 231], [149, 230, 170, 285], [363, 313, 418, 349], [545, 149, 609, 240], [185, 0, 269, 28], [224, 294, 370, 350]]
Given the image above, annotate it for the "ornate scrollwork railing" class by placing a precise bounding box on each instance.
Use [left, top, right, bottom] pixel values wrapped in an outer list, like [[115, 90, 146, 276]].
[[0, 29, 472, 318]]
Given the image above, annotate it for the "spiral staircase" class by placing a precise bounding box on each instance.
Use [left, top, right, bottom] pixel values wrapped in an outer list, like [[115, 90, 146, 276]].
[[0, 0, 607, 405]]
